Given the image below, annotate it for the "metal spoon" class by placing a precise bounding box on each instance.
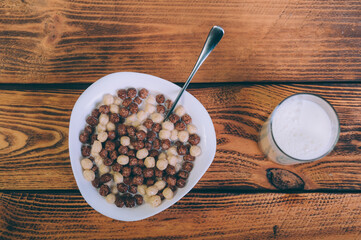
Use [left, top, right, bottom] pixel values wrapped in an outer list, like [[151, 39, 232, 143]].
[[164, 26, 224, 120]]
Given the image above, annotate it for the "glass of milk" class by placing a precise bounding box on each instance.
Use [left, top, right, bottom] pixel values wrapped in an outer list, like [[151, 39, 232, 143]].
[[259, 93, 340, 165]]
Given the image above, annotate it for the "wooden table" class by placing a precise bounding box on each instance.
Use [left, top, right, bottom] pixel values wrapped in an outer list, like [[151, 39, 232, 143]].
[[1, 0, 361, 239]]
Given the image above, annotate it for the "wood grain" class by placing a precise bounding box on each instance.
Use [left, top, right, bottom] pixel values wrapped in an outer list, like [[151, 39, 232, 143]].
[[1, 192, 361, 239], [1, 83, 361, 190], [1, 0, 360, 83]]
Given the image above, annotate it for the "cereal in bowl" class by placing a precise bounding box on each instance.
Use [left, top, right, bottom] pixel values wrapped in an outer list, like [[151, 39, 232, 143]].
[[79, 88, 201, 208]]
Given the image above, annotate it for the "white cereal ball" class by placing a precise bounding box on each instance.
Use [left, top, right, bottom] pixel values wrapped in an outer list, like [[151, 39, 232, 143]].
[[163, 187, 174, 200], [136, 148, 149, 159], [146, 95, 156, 105], [128, 144, 134, 150], [144, 103, 156, 114], [178, 130, 189, 143], [99, 165, 110, 175], [120, 136, 130, 146], [103, 94, 114, 105], [81, 158, 93, 170], [131, 120, 141, 127], [158, 152, 167, 160], [146, 186, 158, 196], [177, 156, 183, 163], [156, 159, 168, 171], [97, 132, 108, 142], [159, 130, 171, 140], [106, 122, 115, 131], [83, 170, 95, 181], [110, 104, 119, 114], [190, 145, 202, 157], [92, 140, 102, 153], [137, 185, 147, 195], [175, 105, 186, 117], [175, 163, 182, 172], [97, 124, 107, 133], [114, 96, 123, 105], [111, 185, 118, 194], [137, 125, 148, 133], [167, 155, 178, 166], [137, 110, 148, 122], [154, 180, 166, 191], [117, 155, 129, 165], [106, 194, 116, 204], [170, 129, 178, 141], [128, 113, 138, 122], [149, 195, 161, 207], [167, 146, 178, 156], [94, 156, 103, 166], [91, 152, 100, 159], [151, 113, 164, 123], [99, 114, 109, 126], [143, 195, 151, 203], [187, 124, 198, 134], [144, 157, 155, 168], [162, 121, 174, 131], [113, 172, 124, 184]]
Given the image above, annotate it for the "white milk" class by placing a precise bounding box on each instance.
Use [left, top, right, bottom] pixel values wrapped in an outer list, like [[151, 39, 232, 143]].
[[271, 96, 333, 160]]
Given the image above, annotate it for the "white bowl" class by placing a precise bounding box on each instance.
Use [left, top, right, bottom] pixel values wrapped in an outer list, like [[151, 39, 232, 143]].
[[69, 72, 217, 221]]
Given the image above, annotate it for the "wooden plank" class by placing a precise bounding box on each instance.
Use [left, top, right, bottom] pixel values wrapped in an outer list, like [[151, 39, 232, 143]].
[[0, 84, 361, 190], [0, 0, 360, 83], [1, 191, 361, 239]]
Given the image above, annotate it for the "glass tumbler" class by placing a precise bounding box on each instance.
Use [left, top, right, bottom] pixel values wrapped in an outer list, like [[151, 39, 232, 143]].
[[259, 93, 340, 165]]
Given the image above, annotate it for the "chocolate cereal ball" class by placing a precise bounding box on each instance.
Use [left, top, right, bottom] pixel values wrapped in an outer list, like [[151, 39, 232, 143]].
[[99, 105, 110, 114], [134, 96, 142, 105], [117, 89, 127, 99], [91, 109, 100, 118], [117, 183, 128, 193], [166, 165, 176, 175], [132, 166, 143, 175], [168, 114, 180, 124], [182, 162, 193, 172], [138, 88, 149, 99], [117, 124, 127, 136], [166, 176, 177, 187], [143, 119, 153, 129], [182, 114, 192, 124], [178, 170, 189, 179], [189, 134, 201, 145], [136, 130, 146, 141], [157, 105, 166, 114], [134, 194, 143, 205], [132, 175, 144, 185], [119, 107, 129, 118], [125, 196, 136, 208], [176, 178, 186, 188], [115, 195, 125, 208], [143, 168, 154, 178], [79, 132, 89, 144], [92, 177, 101, 188], [86, 116, 98, 126], [127, 88, 137, 98], [122, 98, 132, 107], [156, 94, 165, 104], [129, 103, 138, 114], [129, 185, 138, 194], [100, 173, 112, 183], [81, 145, 91, 157], [99, 185, 110, 196], [165, 99, 172, 109]]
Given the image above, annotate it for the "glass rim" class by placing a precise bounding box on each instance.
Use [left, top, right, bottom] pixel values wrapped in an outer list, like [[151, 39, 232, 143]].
[[269, 93, 340, 162]]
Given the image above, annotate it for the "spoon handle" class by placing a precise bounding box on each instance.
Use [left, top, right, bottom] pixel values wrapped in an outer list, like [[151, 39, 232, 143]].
[[164, 26, 224, 120]]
